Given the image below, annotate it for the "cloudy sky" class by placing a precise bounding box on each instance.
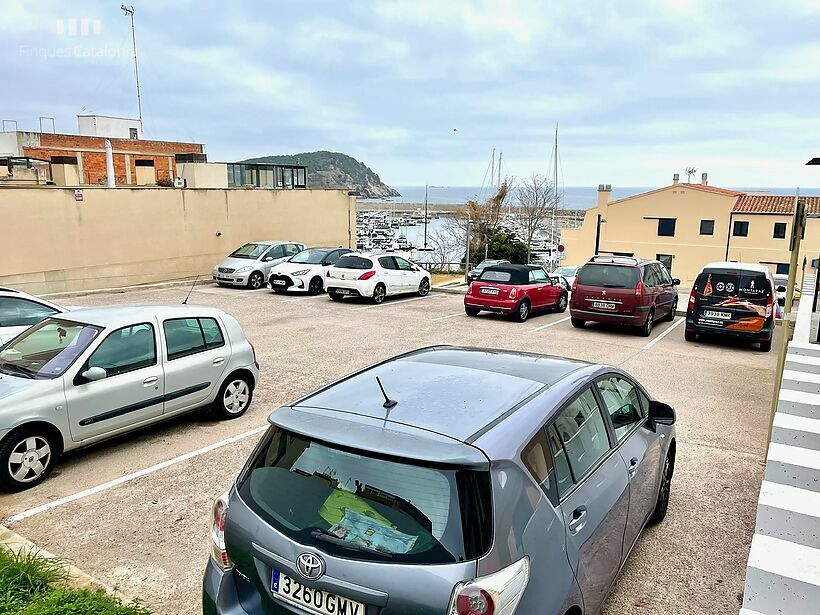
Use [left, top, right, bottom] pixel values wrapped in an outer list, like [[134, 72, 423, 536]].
[[3, 0, 820, 188]]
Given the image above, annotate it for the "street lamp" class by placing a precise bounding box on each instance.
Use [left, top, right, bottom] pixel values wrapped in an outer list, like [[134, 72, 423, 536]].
[[422, 185, 444, 250]]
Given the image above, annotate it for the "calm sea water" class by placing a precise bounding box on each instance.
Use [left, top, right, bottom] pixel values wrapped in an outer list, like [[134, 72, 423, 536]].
[[362, 185, 820, 210]]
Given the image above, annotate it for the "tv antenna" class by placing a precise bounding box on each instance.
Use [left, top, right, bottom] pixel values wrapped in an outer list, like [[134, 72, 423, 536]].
[[121, 5, 143, 132], [685, 166, 698, 183], [182, 275, 200, 304]]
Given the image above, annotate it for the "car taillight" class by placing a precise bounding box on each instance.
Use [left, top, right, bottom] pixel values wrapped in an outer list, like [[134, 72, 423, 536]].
[[635, 280, 644, 297], [571, 277, 578, 293], [510, 287, 518, 300], [766, 294, 773, 318], [688, 288, 696, 309], [449, 557, 529, 615], [326, 270, 330, 277], [249, 340, 256, 363], [210, 491, 232, 570], [468, 282, 474, 295], [359, 270, 376, 280]]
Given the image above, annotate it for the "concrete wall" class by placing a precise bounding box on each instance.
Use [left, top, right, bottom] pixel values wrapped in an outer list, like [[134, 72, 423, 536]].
[[78, 115, 141, 139], [0, 132, 19, 156], [0, 187, 356, 294], [177, 162, 228, 188]]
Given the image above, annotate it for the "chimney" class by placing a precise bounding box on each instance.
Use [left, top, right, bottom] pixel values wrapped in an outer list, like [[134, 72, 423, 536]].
[[701, 172, 708, 186], [672, 173, 679, 185], [597, 183, 611, 208]]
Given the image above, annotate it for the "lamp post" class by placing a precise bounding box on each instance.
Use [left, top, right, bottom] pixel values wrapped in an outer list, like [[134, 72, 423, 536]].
[[594, 215, 607, 255]]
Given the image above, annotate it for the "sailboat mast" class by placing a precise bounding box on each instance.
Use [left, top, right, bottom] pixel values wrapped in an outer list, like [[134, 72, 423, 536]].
[[498, 151, 502, 188], [491, 148, 495, 190]]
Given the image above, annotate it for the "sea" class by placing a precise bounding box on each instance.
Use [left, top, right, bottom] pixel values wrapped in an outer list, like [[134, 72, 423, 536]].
[[361, 185, 820, 210]]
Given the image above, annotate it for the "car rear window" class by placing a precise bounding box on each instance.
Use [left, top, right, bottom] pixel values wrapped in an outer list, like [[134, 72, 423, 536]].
[[336, 256, 373, 270], [478, 270, 512, 283], [577, 264, 639, 288], [695, 270, 771, 301], [237, 428, 493, 564]]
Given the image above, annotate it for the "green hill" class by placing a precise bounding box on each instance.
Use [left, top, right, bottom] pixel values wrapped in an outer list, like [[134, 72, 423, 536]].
[[242, 151, 400, 199]]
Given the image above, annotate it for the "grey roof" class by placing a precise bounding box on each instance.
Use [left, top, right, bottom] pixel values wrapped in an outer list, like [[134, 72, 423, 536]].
[[292, 346, 587, 443], [55, 305, 226, 328]]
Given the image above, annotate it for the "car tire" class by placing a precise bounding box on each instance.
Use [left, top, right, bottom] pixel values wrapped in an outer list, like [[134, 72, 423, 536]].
[[211, 374, 254, 420], [649, 450, 674, 524], [759, 337, 773, 352], [372, 283, 386, 304], [554, 293, 568, 313], [684, 329, 697, 342], [418, 277, 431, 297], [665, 299, 678, 322], [328, 291, 343, 301], [247, 271, 265, 290], [465, 306, 480, 317], [514, 299, 530, 323], [0, 427, 60, 492], [308, 276, 324, 295], [639, 310, 654, 337], [571, 317, 585, 328]]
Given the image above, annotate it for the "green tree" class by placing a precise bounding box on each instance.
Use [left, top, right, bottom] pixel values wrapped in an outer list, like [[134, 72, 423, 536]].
[[485, 227, 529, 264]]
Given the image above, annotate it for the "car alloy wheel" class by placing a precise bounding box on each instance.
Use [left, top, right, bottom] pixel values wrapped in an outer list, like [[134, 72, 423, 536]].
[[516, 300, 530, 322], [8, 436, 51, 485], [641, 311, 654, 337], [373, 284, 386, 304], [248, 272, 264, 290], [223, 379, 250, 414], [418, 278, 430, 296], [308, 277, 323, 295], [556, 294, 567, 312], [651, 453, 673, 523]]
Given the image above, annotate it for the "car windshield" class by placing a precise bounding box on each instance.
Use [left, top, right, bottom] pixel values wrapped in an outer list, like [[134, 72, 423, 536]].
[[336, 256, 373, 270], [289, 249, 330, 265], [0, 318, 102, 379], [578, 264, 639, 288], [554, 267, 577, 276], [237, 427, 492, 564], [229, 243, 270, 259]]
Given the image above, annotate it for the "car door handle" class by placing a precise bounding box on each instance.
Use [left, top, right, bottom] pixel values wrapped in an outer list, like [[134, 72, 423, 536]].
[[143, 376, 158, 386], [213, 357, 225, 366], [628, 456, 639, 478], [568, 506, 587, 534]]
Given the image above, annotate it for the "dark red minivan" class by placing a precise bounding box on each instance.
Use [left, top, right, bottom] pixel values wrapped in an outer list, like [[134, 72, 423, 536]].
[[570, 256, 680, 336], [464, 264, 568, 322]]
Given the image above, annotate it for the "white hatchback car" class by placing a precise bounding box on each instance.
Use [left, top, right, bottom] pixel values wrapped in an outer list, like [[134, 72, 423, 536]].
[[0, 305, 259, 491], [212, 241, 305, 289], [0, 288, 68, 346], [327, 252, 432, 304], [268, 247, 353, 295]]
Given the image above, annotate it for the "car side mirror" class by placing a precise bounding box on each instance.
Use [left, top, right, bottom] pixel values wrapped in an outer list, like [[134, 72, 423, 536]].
[[649, 400, 676, 425], [264, 256, 274, 262], [672, 278, 681, 286], [81, 366, 107, 382]]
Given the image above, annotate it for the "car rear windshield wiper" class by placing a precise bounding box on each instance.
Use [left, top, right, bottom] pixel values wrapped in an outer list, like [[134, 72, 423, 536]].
[[310, 529, 394, 558]]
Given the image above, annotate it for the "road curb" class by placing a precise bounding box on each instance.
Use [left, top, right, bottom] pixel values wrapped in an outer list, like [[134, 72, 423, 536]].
[[41, 277, 213, 300], [0, 525, 115, 594], [431, 286, 466, 295]]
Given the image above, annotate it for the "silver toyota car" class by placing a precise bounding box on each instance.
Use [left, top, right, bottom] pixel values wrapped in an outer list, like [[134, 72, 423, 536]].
[[0, 305, 259, 491], [213, 241, 305, 289], [203, 346, 676, 615]]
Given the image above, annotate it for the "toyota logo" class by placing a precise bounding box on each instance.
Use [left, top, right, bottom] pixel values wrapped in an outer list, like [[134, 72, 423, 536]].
[[296, 552, 325, 581]]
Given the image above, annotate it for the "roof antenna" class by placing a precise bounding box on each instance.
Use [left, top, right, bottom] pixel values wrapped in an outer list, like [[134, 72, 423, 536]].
[[182, 275, 200, 304], [375, 376, 398, 426]]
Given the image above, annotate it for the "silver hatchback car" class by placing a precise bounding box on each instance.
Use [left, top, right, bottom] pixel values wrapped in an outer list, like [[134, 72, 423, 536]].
[[203, 346, 676, 615], [0, 305, 259, 491], [213, 241, 305, 289]]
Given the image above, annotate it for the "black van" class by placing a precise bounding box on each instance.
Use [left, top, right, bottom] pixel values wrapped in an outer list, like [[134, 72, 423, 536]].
[[685, 262, 776, 351]]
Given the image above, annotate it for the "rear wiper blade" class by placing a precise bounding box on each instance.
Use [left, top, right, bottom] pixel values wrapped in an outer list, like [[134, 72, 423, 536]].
[[310, 529, 394, 558]]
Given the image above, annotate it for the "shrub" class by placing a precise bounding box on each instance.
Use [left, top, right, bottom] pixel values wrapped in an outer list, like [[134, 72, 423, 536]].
[[0, 547, 66, 606], [19, 588, 151, 615]]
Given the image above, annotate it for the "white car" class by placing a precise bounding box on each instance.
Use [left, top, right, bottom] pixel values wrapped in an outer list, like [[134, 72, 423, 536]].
[[212, 241, 305, 289], [327, 253, 432, 304], [268, 247, 353, 295], [0, 288, 69, 346], [0, 305, 259, 491], [552, 265, 580, 289]]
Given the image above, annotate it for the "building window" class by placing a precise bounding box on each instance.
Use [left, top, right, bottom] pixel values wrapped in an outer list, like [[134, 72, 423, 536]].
[[733, 220, 749, 237], [656, 254, 673, 273], [129, 127, 138, 140], [700, 219, 715, 235], [773, 222, 787, 239], [657, 218, 676, 237], [775, 263, 790, 275]]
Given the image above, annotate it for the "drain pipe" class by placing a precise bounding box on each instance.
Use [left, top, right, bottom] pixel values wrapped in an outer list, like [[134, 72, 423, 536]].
[[105, 139, 115, 187]]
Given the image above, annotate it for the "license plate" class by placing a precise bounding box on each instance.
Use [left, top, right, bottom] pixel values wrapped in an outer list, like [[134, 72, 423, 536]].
[[271, 570, 365, 615], [591, 301, 616, 310], [480, 287, 500, 295], [273, 279, 286, 285], [216, 277, 233, 282], [335, 289, 349, 295], [703, 310, 731, 320]]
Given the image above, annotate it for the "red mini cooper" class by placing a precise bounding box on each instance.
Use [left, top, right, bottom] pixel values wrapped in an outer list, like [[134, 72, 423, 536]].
[[464, 264, 568, 322]]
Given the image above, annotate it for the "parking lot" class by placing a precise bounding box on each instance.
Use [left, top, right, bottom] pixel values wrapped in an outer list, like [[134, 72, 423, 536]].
[[0, 282, 778, 615]]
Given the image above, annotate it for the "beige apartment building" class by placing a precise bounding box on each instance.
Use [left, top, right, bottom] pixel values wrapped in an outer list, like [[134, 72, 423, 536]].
[[561, 175, 820, 286]]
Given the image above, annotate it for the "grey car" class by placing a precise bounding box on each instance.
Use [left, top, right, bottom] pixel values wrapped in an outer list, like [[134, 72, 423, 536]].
[[467, 259, 510, 284], [203, 346, 676, 615], [213, 241, 305, 289]]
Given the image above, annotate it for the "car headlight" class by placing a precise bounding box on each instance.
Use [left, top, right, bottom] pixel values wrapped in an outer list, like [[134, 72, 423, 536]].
[[290, 269, 310, 276], [235, 266, 252, 273]]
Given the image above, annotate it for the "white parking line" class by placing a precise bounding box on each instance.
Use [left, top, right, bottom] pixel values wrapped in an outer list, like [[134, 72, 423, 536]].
[[284, 294, 329, 302], [641, 317, 685, 350], [432, 312, 465, 322], [528, 316, 571, 333], [6, 425, 269, 524], [350, 296, 435, 312]]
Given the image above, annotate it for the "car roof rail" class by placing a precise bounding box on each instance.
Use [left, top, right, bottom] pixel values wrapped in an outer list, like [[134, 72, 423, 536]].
[[587, 255, 642, 266]]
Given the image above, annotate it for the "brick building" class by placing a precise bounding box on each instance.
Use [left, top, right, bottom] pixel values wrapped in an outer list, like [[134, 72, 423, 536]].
[[0, 114, 204, 186]]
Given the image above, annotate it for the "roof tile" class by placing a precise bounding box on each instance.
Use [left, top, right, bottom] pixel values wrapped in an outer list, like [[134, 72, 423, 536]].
[[733, 195, 820, 215]]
